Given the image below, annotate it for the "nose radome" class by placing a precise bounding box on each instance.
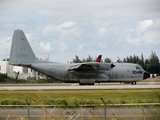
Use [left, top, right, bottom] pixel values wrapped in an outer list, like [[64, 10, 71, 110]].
[[143, 71, 150, 80]]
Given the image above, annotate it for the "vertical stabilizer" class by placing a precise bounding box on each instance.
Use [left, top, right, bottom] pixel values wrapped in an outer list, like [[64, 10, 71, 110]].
[[9, 29, 36, 65]]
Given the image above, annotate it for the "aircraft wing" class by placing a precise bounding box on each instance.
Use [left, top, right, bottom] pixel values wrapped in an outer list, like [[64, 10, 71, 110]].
[[69, 62, 99, 71]]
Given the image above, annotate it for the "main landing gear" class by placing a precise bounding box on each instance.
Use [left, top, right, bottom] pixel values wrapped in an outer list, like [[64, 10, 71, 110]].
[[122, 81, 137, 85], [131, 81, 137, 85]]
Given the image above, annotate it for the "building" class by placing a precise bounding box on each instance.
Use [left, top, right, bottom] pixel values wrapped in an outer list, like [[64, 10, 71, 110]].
[[0, 61, 8, 74], [0, 61, 46, 80]]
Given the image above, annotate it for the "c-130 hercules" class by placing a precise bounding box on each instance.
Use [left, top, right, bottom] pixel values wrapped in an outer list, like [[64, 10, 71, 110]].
[[9, 30, 150, 85]]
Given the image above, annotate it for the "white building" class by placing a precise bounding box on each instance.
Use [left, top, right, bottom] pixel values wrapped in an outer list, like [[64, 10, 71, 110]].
[[0, 61, 46, 80], [0, 61, 8, 74]]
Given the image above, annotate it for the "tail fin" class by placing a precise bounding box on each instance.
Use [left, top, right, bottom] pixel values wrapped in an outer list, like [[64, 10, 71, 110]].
[[96, 55, 102, 62], [9, 29, 37, 65]]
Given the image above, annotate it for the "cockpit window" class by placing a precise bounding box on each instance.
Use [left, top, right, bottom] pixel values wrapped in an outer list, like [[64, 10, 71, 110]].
[[136, 65, 142, 69]]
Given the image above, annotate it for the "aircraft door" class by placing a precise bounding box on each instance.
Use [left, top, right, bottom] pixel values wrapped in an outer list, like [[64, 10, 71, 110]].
[[132, 65, 143, 80], [109, 69, 113, 77]]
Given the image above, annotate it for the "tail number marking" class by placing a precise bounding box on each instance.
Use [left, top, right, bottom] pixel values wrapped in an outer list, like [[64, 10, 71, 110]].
[[17, 53, 29, 58]]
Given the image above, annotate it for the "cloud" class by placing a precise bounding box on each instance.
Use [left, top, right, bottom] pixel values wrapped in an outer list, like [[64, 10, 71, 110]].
[[0, 36, 11, 59], [126, 37, 141, 46], [98, 28, 108, 37], [57, 42, 68, 52], [126, 19, 160, 47], [57, 21, 76, 30], [26, 33, 34, 42], [0, 0, 160, 62], [56, 22, 81, 40], [98, 42, 107, 49], [141, 31, 160, 46], [42, 21, 81, 40], [137, 20, 153, 32], [77, 44, 84, 51], [42, 25, 55, 35], [40, 41, 51, 52]]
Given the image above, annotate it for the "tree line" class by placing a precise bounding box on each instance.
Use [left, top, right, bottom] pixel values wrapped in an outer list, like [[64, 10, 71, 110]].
[[72, 51, 160, 74]]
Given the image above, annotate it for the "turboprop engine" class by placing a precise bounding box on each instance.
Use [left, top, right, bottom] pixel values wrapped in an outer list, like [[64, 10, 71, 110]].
[[98, 63, 115, 70]]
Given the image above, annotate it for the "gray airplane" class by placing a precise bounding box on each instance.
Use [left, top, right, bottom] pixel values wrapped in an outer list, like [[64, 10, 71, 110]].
[[9, 29, 150, 85]]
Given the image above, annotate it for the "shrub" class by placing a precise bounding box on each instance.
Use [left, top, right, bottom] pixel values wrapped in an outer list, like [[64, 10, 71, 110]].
[[0, 98, 24, 105]]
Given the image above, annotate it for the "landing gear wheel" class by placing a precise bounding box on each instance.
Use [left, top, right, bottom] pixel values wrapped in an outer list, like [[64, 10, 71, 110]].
[[88, 83, 95, 85], [79, 83, 95, 85], [79, 83, 86, 86], [131, 81, 136, 85]]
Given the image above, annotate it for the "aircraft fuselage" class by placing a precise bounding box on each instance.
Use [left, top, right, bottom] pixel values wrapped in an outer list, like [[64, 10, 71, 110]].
[[29, 62, 149, 85]]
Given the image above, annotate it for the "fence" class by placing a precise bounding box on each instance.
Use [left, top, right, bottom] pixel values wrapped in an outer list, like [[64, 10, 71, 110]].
[[0, 103, 160, 120]]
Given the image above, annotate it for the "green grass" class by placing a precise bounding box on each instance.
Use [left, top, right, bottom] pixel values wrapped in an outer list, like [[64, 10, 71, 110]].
[[0, 89, 160, 105]]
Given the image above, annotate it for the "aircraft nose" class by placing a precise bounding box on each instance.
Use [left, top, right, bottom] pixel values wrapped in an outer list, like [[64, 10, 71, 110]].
[[143, 71, 150, 80]]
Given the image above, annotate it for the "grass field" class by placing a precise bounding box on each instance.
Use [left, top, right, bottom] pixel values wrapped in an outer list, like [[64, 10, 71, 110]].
[[0, 89, 160, 105]]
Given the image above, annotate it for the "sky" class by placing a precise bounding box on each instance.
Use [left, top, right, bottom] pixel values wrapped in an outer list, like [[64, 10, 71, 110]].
[[0, 0, 160, 63]]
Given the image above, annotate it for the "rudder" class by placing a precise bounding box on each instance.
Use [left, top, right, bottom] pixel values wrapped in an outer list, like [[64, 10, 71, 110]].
[[9, 29, 37, 65]]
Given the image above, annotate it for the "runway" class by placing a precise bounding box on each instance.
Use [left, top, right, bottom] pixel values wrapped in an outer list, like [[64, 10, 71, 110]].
[[0, 82, 160, 90]]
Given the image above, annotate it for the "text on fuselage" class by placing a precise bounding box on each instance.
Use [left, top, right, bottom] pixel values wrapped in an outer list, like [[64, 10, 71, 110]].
[[132, 71, 142, 74]]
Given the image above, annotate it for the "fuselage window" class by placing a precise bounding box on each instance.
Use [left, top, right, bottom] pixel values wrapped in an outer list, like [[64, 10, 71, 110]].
[[136, 65, 142, 70]]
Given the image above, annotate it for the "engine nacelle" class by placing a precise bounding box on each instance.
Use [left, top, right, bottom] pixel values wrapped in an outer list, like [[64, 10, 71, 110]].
[[98, 63, 115, 70]]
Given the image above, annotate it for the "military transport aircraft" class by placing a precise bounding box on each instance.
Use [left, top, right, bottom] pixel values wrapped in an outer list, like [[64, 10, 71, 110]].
[[9, 29, 150, 85]]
